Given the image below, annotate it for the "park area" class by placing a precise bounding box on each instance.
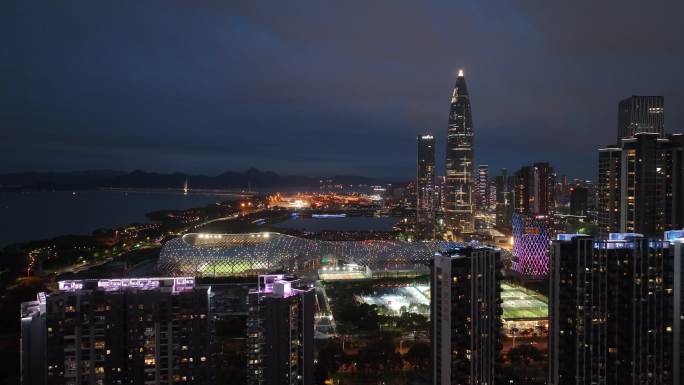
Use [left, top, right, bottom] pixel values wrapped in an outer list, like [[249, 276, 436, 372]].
[[319, 277, 432, 384], [318, 277, 549, 384]]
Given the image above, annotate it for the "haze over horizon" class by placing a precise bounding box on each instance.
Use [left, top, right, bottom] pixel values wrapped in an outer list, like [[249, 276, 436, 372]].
[[2, 1, 684, 180]]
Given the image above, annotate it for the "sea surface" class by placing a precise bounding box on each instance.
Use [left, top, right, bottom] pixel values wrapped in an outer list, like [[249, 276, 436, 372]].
[[0, 190, 236, 247], [273, 216, 399, 232]]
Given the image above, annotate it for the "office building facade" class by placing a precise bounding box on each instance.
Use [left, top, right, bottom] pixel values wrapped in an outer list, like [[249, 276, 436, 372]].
[[21, 277, 211, 385], [247, 275, 314, 385], [475, 165, 490, 211], [432, 246, 502, 385], [514, 162, 555, 216], [488, 179, 497, 209], [445, 70, 475, 234], [417, 134, 436, 239], [569, 186, 588, 215], [495, 169, 515, 227], [617, 96, 664, 142]]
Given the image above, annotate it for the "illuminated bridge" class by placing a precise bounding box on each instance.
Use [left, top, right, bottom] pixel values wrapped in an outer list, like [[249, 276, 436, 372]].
[[158, 232, 461, 277]]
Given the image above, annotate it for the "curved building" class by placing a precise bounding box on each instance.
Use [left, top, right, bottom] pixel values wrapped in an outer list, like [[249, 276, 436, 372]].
[[158, 232, 459, 277], [445, 70, 475, 234]]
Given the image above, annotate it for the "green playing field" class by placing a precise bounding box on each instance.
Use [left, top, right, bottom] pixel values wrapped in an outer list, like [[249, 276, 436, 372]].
[[196, 261, 255, 275], [501, 283, 548, 320]]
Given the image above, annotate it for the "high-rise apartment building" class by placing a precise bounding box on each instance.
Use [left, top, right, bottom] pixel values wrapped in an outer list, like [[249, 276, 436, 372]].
[[514, 162, 555, 216], [417, 134, 436, 239], [20, 277, 211, 385], [432, 246, 502, 385], [475, 165, 490, 211], [549, 234, 682, 385], [669, 236, 684, 385], [495, 169, 515, 227], [598, 146, 622, 236], [445, 70, 475, 234], [617, 96, 664, 142], [21, 294, 47, 385], [597, 133, 684, 237], [247, 275, 314, 385], [620, 133, 683, 235]]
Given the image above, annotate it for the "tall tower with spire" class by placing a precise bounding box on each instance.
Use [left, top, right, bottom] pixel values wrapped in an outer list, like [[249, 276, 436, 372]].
[[445, 69, 474, 234]]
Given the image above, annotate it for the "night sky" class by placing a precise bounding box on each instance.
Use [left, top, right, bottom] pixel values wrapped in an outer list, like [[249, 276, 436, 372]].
[[2, 1, 683, 180]]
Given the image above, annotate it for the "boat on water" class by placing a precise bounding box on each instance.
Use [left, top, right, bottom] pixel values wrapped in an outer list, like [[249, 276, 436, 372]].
[[311, 213, 347, 219]]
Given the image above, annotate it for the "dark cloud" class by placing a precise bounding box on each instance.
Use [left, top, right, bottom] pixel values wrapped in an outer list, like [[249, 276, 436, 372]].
[[1, 0, 683, 179], [518, 1, 684, 57]]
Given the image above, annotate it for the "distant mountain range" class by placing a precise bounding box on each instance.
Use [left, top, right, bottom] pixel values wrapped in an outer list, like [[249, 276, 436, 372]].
[[0, 168, 395, 191]]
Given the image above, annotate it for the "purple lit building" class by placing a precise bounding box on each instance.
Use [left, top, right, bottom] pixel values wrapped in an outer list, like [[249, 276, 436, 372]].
[[511, 213, 551, 278], [20, 277, 211, 385], [247, 275, 315, 385]]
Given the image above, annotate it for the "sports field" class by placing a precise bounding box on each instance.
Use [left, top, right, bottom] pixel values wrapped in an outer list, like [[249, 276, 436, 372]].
[[501, 282, 548, 320], [359, 285, 430, 315], [196, 261, 255, 275]]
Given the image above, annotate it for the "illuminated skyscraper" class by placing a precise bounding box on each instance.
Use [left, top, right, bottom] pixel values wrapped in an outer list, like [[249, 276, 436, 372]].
[[488, 179, 497, 209], [617, 95, 664, 142], [475, 164, 489, 211], [445, 70, 475, 234], [416, 134, 436, 238]]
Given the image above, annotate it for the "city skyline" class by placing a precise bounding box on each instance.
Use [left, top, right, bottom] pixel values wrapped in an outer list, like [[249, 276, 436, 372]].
[[5, 2, 684, 385], [2, 1, 684, 179]]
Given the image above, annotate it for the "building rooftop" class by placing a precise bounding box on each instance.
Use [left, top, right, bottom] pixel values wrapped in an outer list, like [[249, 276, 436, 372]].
[[56, 277, 196, 294]]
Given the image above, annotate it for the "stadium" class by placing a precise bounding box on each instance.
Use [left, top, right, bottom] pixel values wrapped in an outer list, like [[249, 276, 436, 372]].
[[158, 232, 458, 277]]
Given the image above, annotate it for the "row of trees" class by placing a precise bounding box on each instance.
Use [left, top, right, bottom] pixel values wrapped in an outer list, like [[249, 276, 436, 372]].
[[315, 336, 431, 384], [498, 344, 547, 385], [315, 338, 547, 385]]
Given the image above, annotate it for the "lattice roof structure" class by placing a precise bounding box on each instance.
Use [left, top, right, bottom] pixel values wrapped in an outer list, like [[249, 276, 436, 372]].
[[511, 213, 551, 278], [158, 232, 460, 277]]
